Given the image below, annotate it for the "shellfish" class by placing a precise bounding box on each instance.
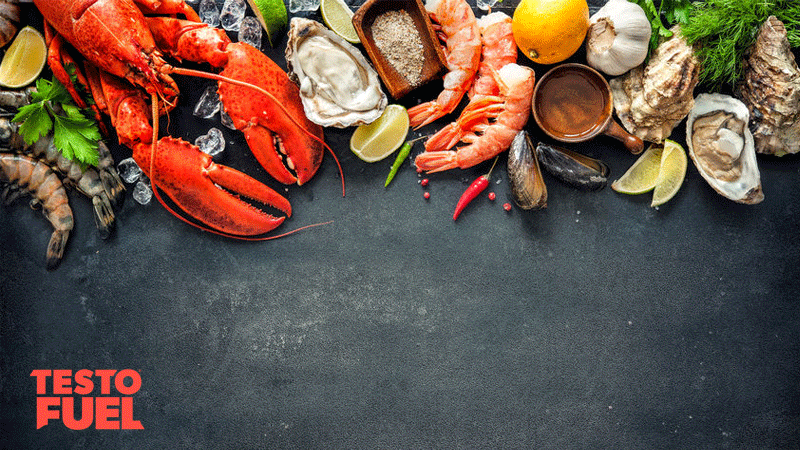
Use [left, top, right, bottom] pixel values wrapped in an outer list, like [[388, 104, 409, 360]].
[[535, 143, 610, 191], [507, 131, 547, 210], [686, 93, 763, 205], [285, 17, 387, 128]]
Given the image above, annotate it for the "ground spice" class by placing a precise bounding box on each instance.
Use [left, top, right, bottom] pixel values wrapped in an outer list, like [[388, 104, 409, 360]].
[[371, 10, 425, 87]]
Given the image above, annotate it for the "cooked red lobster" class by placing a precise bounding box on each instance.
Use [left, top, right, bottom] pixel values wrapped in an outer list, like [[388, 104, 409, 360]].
[[33, 0, 326, 237]]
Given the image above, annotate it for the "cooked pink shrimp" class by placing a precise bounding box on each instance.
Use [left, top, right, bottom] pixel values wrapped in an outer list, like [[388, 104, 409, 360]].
[[407, 0, 481, 128], [468, 12, 517, 99], [415, 64, 535, 173]]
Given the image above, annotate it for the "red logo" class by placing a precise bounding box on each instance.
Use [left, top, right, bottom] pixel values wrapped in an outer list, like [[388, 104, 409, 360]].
[[30, 369, 144, 430]]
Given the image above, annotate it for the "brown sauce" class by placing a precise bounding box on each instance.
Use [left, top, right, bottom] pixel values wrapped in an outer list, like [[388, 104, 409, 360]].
[[534, 68, 609, 139]]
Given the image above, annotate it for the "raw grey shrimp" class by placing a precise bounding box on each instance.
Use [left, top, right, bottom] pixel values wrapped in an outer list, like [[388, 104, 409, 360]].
[[0, 118, 124, 238], [0, 153, 73, 269]]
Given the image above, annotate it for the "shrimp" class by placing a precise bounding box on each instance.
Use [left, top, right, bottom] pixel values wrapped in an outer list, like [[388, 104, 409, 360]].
[[0, 118, 124, 238], [414, 64, 535, 173], [1, 153, 73, 269], [468, 12, 517, 99], [407, 0, 481, 128]]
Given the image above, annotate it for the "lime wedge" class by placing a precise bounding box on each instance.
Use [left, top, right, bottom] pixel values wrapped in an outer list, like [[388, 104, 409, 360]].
[[321, 0, 360, 44], [350, 105, 409, 162], [651, 139, 687, 207], [246, 0, 288, 47], [0, 26, 47, 89], [611, 144, 664, 195]]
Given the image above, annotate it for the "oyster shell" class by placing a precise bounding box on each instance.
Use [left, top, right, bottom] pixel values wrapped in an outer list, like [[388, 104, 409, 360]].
[[285, 17, 387, 128], [507, 131, 547, 210], [737, 16, 800, 156], [686, 93, 763, 205], [610, 26, 700, 143], [535, 143, 609, 191]]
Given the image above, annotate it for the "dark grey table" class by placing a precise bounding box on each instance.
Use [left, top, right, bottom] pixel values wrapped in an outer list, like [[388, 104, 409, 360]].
[[2, 1, 799, 448]]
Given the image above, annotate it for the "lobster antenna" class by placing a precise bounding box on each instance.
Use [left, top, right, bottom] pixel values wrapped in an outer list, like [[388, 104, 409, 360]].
[[170, 67, 345, 197]]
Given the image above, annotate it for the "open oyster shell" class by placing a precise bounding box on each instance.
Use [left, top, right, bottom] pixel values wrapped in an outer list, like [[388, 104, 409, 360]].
[[737, 16, 800, 156], [610, 26, 700, 143], [285, 17, 387, 128], [686, 93, 764, 205]]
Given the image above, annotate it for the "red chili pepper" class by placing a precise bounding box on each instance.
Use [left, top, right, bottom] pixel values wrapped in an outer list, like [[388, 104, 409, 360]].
[[453, 157, 499, 221]]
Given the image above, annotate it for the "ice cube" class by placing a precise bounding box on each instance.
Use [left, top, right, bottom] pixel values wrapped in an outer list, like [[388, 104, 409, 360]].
[[117, 157, 142, 184], [199, 0, 220, 27], [220, 108, 237, 130], [238, 16, 262, 50], [132, 179, 153, 205], [220, 0, 246, 31], [289, 0, 320, 13], [193, 84, 221, 119], [195, 128, 225, 157]]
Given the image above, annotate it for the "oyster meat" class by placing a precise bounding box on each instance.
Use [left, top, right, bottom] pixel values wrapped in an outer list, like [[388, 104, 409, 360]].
[[610, 26, 700, 143], [737, 16, 800, 156], [686, 93, 763, 205], [286, 17, 387, 128]]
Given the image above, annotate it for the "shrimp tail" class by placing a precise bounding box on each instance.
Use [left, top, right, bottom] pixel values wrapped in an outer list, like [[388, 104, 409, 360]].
[[46, 228, 70, 270], [424, 122, 463, 152], [408, 101, 444, 128], [414, 150, 459, 173]]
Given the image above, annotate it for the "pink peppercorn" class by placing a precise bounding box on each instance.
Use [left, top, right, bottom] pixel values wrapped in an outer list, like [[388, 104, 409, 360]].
[[421, 178, 429, 187], [488, 192, 496, 201], [424, 192, 430, 200], [503, 203, 512, 212]]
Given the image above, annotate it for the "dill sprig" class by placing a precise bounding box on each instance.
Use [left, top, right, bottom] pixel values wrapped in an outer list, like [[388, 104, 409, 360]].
[[681, 0, 800, 90]]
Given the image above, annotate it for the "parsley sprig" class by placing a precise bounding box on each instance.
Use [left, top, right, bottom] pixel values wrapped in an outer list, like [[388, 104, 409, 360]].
[[13, 76, 101, 167]]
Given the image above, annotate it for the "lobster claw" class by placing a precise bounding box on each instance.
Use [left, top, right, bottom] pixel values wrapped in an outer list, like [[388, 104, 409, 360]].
[[133, 137, 291, 236]]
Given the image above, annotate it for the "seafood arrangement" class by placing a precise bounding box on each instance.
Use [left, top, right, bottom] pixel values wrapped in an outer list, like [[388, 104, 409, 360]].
[[2, 0, 800, 268]]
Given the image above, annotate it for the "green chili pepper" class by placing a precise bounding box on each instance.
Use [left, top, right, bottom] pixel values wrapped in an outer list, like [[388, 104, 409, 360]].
[[384, 141, 414, 187]]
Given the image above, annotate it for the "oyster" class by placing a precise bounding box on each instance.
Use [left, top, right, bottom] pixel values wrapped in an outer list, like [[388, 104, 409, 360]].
[[285, 17, 387, 128], [535, 143, 609, 191], [610, 26, 700, 143], [507, 131, 547, 210], [737, 16, 800, 156], [686, 93, 763, 205]]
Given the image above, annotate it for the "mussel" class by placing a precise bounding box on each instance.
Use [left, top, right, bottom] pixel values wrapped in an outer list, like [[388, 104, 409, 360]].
[[507, 131, 547, 210], [535, 143, 610, 191]]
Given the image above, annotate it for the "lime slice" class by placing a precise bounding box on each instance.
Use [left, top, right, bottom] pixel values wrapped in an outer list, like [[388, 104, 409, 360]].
[[246, 0, 288, 47], [350, 105, 409, 162], [651, 139, 687, 207], [0, 26, 47, 89], [611, 144, 664, 195], [321, 0, 360, 44]]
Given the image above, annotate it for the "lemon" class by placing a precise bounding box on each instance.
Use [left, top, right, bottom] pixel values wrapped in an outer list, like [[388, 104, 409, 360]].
[[651, 139, 687, 207], [512, 0, 589, 65], [321, 0, 360, 44], [611, 144, 664, 195], [246, 0, 288, 47], [0, 26, 47, 89], [350, 105, 409, 162]]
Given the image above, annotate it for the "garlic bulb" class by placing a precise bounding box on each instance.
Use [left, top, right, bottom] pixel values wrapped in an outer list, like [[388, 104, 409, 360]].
[[585, 0, 651, 76]]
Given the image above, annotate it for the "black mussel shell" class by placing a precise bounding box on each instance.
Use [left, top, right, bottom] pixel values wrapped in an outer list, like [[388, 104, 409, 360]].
[[535, 143, 610, 191], [507, 131, 547, 210]]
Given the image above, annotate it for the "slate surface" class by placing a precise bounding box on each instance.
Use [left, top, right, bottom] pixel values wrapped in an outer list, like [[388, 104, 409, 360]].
[[2, 1, 799, 448]]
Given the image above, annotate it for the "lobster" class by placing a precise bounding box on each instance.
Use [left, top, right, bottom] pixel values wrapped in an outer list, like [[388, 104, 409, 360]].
[[32, 0, 329, 237]]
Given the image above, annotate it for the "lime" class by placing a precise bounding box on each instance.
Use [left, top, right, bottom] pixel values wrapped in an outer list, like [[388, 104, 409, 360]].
[[651, 139, 687, 207], [611, 144, 664, 195], [350, 105, 409, 162], [246, 0, 288, 47], [321, 0, 360, 44], [0, 26, 47, 89]]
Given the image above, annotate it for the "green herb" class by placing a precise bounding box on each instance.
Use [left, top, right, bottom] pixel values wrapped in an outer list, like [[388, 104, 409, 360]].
[[681, 0, 800, 89], [13, 76, 101, 167], [631, 0, 691, 59]]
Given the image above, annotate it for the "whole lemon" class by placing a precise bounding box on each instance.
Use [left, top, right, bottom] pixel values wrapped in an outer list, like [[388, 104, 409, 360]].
[[512, 0, 590, 65]]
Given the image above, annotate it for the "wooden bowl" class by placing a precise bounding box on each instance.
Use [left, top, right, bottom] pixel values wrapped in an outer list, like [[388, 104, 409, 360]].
[[352, 0, 447, 99]]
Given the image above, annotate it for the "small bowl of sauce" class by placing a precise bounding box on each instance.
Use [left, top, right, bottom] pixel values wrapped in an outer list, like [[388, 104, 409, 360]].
[[533, 63, 643, 154]]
